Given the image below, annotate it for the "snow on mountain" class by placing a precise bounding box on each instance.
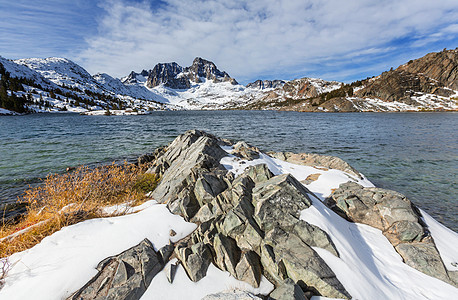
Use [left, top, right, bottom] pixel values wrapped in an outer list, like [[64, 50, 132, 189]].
[[14, 57, 103, 93], [0, 56, 56, 89]]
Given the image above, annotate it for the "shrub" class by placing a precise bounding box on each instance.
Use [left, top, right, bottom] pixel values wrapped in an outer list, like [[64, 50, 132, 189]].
[[0, 163, 158, 258]]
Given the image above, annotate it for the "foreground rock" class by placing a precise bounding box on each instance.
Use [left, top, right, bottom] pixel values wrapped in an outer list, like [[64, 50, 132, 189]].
[[327, 182, 456, 286], [68, 239, 164, 300]]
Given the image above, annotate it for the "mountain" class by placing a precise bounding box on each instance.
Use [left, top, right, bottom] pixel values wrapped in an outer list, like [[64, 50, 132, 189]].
[[269, 49, 458, 112], [1, 50, 457, 114], [246, 79, 286, 89]]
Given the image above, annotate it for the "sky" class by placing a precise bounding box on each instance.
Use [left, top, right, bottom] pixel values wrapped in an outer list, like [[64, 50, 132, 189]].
[[1, 0, 458, 84]]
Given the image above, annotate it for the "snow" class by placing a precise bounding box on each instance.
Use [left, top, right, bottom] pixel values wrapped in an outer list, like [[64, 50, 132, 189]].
[[0, 201, 197, 299], [0, 108, 19, 115], [220, 146, 458, 299], [421, 209, 458, 272], [141, 259, 274, 299]]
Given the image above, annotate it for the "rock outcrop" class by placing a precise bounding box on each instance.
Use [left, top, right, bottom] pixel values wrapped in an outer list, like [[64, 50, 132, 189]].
[[327, 182, 456, 286], [138, 58, 237, 89], [68, 130, 456, 300], [144, 130, 350, 299], [268, 151, 363, 180]]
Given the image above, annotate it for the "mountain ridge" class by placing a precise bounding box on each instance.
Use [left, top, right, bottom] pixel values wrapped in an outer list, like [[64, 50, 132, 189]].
[[1, 50, 457, 115]]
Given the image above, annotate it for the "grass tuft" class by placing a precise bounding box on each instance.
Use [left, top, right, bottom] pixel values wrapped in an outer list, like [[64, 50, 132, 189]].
[[0, 162, 159, 258]]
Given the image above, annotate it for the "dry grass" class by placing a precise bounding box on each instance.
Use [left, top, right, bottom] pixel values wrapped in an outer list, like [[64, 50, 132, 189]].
[[0, 163, 159, 258]]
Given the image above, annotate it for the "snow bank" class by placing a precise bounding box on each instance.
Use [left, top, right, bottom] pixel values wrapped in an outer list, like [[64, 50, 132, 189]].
[[0, 201, 196, 299]]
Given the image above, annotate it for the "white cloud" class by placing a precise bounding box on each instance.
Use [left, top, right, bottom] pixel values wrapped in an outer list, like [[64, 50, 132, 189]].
[[77, 0, 458, 82]]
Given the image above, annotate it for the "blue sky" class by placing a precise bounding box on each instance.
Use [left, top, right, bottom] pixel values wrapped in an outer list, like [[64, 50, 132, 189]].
[[1, 0, 458, 84]]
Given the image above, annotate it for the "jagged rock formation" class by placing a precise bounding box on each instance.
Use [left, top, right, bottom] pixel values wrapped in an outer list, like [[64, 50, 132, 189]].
[[146, 62, 190, 89], [137, 57, 238, 89], [56, 130, 458, 299], [184, 57, 238, 85], [246, 80, 286, 90], [147, 130, 349, 299], [398, 49, 458, 90], [68, 239, 167, 299], [122, 70, 149, 85], [327, 182, 457, 286]]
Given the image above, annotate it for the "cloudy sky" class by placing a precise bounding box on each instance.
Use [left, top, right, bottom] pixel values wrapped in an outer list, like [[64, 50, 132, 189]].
[[1, 0, 458, 84]]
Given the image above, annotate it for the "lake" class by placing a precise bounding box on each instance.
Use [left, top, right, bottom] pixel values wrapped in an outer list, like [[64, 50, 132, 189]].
[[0, 111, 456, 231]]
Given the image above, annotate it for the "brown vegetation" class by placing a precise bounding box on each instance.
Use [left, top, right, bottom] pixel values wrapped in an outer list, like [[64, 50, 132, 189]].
[[0, 163, 159, 258]]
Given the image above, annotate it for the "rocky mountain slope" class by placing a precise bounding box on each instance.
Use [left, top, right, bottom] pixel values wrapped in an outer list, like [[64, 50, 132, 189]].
[[269, 49, 458, 112], [1, 49, 458, 114], [1, 131, 457, 299]]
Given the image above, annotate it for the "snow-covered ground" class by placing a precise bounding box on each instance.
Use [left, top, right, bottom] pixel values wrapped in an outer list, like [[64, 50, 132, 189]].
[[2, 146, 456, 299]]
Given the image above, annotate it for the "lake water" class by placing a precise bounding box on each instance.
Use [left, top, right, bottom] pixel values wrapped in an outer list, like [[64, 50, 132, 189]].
[[0, 111, 456, 231]]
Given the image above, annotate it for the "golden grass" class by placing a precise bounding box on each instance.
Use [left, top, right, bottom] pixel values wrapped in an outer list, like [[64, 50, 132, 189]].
[[0, 163, 159, 258]]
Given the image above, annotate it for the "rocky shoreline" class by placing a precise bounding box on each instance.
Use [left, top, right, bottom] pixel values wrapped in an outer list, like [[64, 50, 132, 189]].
[[72, 130, 457, 299], [1, 130, 457, 299]]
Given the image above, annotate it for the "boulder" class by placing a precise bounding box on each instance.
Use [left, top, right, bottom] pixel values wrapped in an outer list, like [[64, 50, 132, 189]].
[[68, 239, 163, 300], [327, 182, 454, 285], [175, 242, 212, 282], [252, 174, 312, 232], [268, 152, 363, 180], [235, 251, 262, 288], [149, 130, 228, 205], [269, 278, 308, 300], [264, 227, 350, 299], [213, 234, 241, 277], [232, 141, 260, 160]]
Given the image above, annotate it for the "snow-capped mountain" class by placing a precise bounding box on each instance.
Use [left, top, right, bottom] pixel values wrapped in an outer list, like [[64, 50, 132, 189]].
[[1, 49, 458, 114], [14, 57, 102, 93]]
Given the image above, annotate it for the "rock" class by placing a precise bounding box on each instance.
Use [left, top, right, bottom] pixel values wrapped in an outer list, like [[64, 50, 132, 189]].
[[202, 289, 263, 300], [269, 278, 308, 300], [169, 229, 177, 237], [260, 243, 288, 285], [158, 243, 175, 263], [268, 152, 363, 180], [175, 242, 212, 282], [293, 222, 339, 257], [166, 262, 178, 283], [327, 182, 454, 285], [395, 242, 451, 283], [235, 251, 262, 288], [232, 141, 260, 160], [194, 172, 228, 206], [264, 227, 350, 299], [213, 234, 241, 277], [149, 130, 228, 205], [252, 174, 312, 232], [68, 239, 163, 300], [244, 164, 274, 184]]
